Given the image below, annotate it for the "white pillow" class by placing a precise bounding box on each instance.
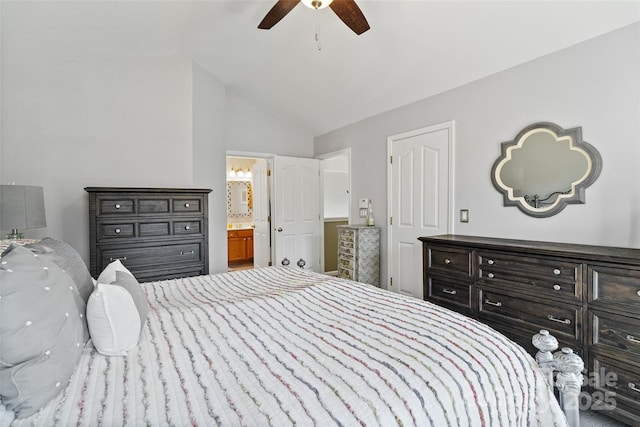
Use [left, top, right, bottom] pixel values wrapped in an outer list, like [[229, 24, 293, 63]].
[[95, 259, 133, 284], [87, 269, 148, 356]]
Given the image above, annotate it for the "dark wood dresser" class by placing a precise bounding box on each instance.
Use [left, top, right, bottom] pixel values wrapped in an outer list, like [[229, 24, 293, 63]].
[[419, 234, 640, 425], [85, 187, 211, 281]]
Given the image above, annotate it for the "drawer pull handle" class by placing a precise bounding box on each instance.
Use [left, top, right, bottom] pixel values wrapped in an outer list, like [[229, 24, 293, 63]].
[[442, 288, 457, 295], [184, 203, 190, 208], [626, 335, 640, 344], [485, 299, 502, 307], [629, 383, 640, 394], [109, 257, 127, 262], [185, 225, 191, 230], [444, 258, 451, 264], [180, 250, 195, 255], [553, 268, 561, 275], [553, 284, 561, 291], [115, 228, 121, 234], [487, 259, 494, 265], [547, 315, 571, 325], [487, 273, 495, 279], [115, 204, 121, 209]]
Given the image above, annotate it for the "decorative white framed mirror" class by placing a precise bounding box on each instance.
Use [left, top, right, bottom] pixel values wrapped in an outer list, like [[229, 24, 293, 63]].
[[491, 122, 602, 218], [227, 181, 253, 218]]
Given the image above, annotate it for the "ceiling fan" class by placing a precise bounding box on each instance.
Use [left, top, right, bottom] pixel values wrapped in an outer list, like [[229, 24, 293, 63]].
[[258, 0, 370, 35]]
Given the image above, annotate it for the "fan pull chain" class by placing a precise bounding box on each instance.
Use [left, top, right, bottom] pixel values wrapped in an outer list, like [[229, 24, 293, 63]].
[[315, 9, 322, 51]]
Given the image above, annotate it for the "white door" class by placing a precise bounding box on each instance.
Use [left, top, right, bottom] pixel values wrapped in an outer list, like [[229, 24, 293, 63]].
[[273, 156, 321, 271], [388, 122, 453, 298], [252, 159, 271, 268]]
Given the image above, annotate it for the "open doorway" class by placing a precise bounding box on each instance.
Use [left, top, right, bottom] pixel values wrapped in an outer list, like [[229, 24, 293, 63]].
[[226, 156, 257, 271], [318, 149, 351, 275], [227, 153, 326, 273]]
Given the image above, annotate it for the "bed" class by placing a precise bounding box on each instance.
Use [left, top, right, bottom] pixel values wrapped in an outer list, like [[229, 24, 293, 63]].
[[1, 240, 570, 426]]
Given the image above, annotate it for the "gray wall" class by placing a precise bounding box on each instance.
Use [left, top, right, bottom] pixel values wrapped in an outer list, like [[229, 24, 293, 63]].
[[225, 90, 314, 158], [192, 62, 228, 273], [1, 56, 315, 271], [314, 23, 640, 288], [2, 57, 195, 264]]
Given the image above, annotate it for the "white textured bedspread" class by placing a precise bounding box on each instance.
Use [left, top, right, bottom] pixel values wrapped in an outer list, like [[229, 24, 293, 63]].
[[9, 267, 568, 426]]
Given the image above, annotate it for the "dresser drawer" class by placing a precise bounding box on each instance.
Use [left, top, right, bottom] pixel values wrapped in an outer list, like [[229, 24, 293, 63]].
[[138, 198, 170, 214], [590, 310, 640, 357], [589, 354, 640, 416], [478, 251, 580, 281], [174, 220, 202, 235], [339, 228, 355, 242], [339, 245, 354, 259], [100, 242, 203, 271], [478, 289, 581, 341], [99, 198, 135, 215], [478, 251, 580, 300], [339, 257, 355, 270], [138, 221, 171, 237], [339, 240, 354, 250], [173, 198, 203, 214], [98, 222, 135, 240], [136, 267, 205, 282], [427, 246, 472, 278], [590, 265, 640, 311], [338, 266, 353, 280], [426, 277, 472, 311]]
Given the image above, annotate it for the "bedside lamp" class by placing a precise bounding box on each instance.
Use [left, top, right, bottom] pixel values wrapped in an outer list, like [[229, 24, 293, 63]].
[[0, 185, 47, 240]]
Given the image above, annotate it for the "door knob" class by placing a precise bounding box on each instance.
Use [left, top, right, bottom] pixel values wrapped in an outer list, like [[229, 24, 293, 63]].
[[281, 258, 290, 266], [277, 227, 283, 232], [297, 258, 306, 268]]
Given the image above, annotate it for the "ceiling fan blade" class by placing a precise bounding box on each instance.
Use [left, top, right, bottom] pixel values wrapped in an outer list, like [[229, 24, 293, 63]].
[[258, 0, 301, 29], [329, 0, 370, 35]]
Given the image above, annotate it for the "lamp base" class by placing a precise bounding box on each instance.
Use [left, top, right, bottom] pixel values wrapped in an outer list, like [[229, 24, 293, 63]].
[[5, 229, 24, 240]]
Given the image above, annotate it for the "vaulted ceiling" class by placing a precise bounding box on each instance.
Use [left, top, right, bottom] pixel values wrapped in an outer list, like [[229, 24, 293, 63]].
[[2, 1, 638, 135]]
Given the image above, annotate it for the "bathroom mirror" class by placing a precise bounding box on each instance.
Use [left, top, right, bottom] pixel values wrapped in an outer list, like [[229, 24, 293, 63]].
[[491, 122, 602, 218], [227, 181, 253, 218]]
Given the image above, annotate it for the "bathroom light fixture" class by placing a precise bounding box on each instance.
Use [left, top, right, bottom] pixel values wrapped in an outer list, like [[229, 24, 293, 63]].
[[245, 169, 252, 178], [229, 168, 237, 178]]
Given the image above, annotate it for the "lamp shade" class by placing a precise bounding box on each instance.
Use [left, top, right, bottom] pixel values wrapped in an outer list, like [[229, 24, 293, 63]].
[[0, 185, 47, 230]]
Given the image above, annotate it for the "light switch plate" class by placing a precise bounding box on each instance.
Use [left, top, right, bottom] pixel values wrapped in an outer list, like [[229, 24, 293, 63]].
[[358, 198, 370, 209], [460, 209, 469, 223]]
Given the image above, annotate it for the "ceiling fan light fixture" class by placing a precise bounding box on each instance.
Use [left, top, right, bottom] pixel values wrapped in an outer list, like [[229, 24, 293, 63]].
[[301, 0, 333, 10]]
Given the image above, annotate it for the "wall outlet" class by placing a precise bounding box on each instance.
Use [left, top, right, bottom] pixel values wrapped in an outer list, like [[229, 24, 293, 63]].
[[460, 209, 469, 223]]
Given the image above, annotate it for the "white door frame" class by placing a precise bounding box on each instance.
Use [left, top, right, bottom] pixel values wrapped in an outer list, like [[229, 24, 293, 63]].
[[316, 148, 352, 273], [226, 151, 274, 266], [386, 121, 455, 290]]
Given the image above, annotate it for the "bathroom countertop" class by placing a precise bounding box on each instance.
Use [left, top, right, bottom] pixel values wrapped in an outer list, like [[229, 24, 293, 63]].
[[227, 224, 254, 230]]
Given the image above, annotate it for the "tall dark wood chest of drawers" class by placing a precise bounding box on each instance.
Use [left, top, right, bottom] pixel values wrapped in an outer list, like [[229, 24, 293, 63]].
[[419, 234, 640, 425], [85, 187, 211, 282]]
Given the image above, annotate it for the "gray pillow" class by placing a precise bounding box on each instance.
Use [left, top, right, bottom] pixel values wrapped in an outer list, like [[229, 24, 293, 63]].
[[113, 270, 149, 332], [26, 238, 94, 304], [0, 245, 89, 418]]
